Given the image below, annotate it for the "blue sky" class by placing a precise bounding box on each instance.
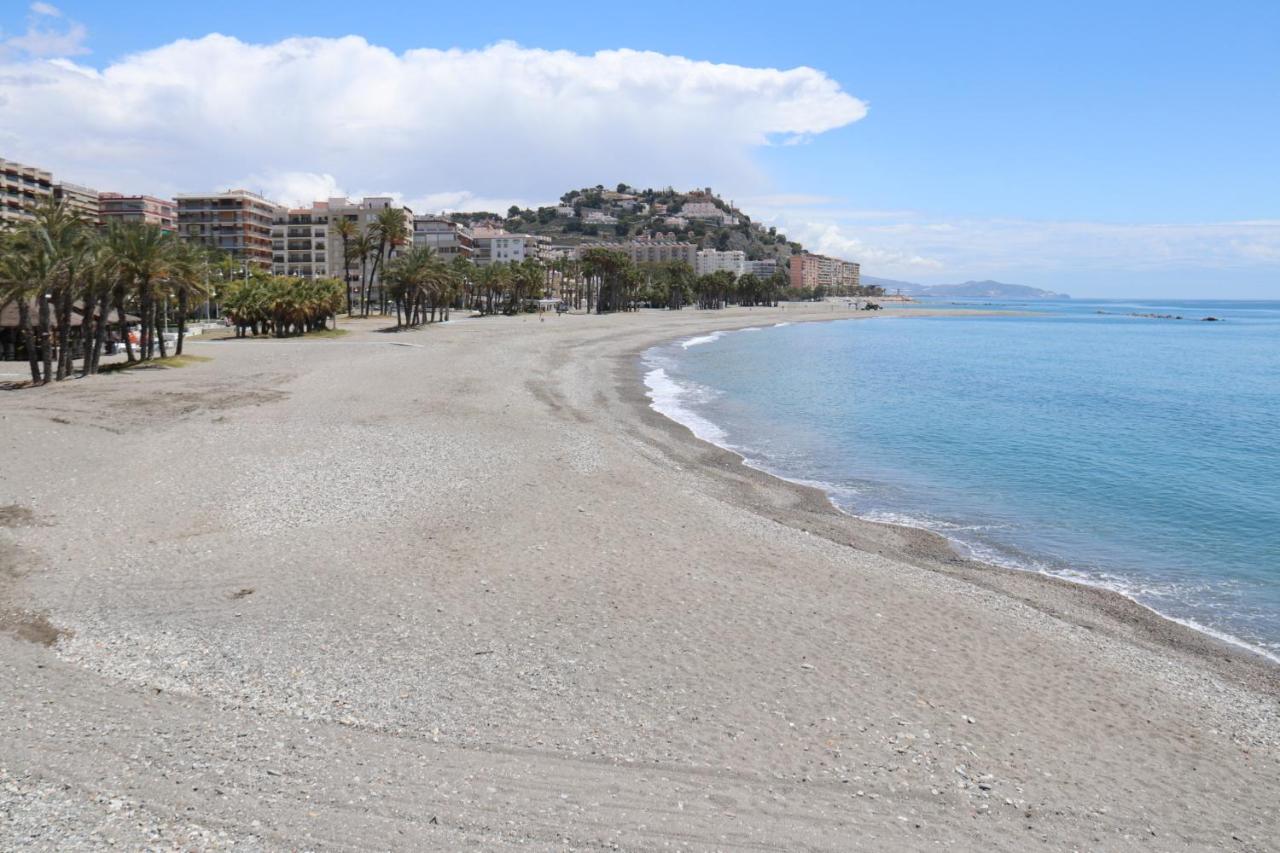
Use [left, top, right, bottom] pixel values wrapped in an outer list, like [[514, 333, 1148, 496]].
[[2, 0, 1277, 296]]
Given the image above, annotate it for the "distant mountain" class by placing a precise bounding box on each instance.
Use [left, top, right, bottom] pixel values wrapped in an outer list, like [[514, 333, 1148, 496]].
[[863, 276, 1068, 300]]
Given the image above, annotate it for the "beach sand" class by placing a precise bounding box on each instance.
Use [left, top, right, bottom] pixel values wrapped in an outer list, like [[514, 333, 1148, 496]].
[[1, 305, 1276, 851]]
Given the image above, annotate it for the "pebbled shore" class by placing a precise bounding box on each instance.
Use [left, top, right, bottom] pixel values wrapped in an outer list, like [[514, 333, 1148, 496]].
[[1, 304, 1277, 851]]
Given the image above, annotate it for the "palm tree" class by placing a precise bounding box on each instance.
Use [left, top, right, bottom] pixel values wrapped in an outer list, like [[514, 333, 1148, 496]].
[[0, 227, 53, 384], [77, 240, 121, 377], [368, 207, 408, 315], [580, 247, 631, 314], [330, 217, 359, 316], [105, 222, 174, 360], [166, 240, 212, 356], [450, 255, 475, 311], [352, 234, 374, 317], [477, 263, 509, 316], [0, 202, 90, 383]]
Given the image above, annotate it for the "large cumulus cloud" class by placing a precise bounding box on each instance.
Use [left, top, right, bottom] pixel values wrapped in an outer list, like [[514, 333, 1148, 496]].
[[0, 34, 867, 206]]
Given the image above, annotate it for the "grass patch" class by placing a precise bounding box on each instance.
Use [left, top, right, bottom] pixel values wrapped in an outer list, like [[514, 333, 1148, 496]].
[[100, 354, 213, 373], [307, 328, 350, 339]]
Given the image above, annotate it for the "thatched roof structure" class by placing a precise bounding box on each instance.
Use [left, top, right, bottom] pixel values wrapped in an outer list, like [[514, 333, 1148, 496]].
[[0, 299, 139, 328]]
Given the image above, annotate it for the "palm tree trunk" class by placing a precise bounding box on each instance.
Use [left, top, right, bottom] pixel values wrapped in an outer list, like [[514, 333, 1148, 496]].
[[17, 299, 41, 384], [341, 238, 353, 315], [176, 291, 188, 356], [360, 257, 369, 317], [155, 302, 168, 359], [138, 286, 152, 359], [37, 292, 53, 384], [56, 290, 73, 381], [89, 292, 110, 375], [114, 291, 136, 363]]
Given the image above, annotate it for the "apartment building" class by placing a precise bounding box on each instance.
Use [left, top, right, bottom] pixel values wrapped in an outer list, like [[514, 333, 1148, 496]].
[[579, 235, 697, 267], [99, 194, 178, 231], [1, 157, 54, 227], [695, 249, 746, 277], [54, 181, 100, 224], [177, 189, 286, 269], [743, 258, 779, 278], [271, 206, 331, 279], [412, 216, 474, 260], [789, 252, 861, 293], [472, 227, 531, 265]]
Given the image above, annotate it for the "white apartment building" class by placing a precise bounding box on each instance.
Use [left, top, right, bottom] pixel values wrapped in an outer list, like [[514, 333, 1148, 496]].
[[695, 249, 746, 277], [582, 209, 618, 225], [271, 208, 331, 279], [472, 227, 540, 265]]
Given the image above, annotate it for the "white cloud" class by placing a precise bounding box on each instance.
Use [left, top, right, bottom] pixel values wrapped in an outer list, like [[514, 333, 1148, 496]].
[[1, 2, 87, 58], [0, 34, 867, 208]]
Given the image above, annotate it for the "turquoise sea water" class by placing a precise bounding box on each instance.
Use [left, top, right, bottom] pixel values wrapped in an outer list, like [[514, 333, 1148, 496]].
[[643, 299, 1280, 661]]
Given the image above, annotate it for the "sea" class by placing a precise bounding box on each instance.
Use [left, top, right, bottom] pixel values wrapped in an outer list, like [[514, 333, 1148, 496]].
[[643, 299, 1280, 662]]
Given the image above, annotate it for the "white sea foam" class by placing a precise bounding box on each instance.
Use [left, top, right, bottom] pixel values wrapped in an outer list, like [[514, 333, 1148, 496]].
[[773, 321, 793, 327], [643, 367, 727, 444], [738, 326, 764, 332], [681, 331, 725, 349]]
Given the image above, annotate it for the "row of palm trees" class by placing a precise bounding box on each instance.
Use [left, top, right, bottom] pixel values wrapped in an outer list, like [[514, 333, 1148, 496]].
[[0, 201, 219, 384], [382, 250, 789, 322]]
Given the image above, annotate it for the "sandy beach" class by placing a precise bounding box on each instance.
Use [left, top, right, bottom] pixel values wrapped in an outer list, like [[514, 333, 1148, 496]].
[[1, 304, 1277, 851]]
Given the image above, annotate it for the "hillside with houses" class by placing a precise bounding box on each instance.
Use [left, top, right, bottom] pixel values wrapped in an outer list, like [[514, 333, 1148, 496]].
[[454, 184, 801, 267]]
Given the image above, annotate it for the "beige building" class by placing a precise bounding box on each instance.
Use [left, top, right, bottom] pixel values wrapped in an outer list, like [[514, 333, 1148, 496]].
[[1, 157, 54, 227], [412, 216, 474, 260], [54, 181, 100, 224], [579, 235, 697, 268], [177, 189, 286, 269], [743, 258, 779, 278], [99, 194, 178, 231], [322, 197, 413, 297]]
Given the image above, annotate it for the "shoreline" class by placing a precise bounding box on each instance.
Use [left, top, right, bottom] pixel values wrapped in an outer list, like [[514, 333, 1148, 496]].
[[624, 313, 1280, 685]]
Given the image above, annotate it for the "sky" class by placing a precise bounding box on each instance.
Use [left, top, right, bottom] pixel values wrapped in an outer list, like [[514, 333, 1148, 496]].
[[1, 0, 1277, 297]]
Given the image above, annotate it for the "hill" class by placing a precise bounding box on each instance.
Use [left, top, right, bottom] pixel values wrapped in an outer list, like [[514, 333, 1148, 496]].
[[454, 184, 801, 265], [864, 276, 1068, 299]]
